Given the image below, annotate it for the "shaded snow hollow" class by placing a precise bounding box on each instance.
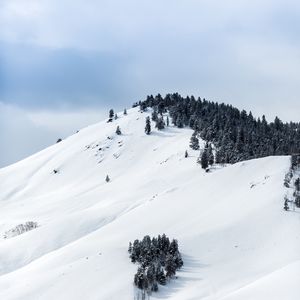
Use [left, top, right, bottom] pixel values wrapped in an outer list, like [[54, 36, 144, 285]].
[[0, 107, 299, 300]]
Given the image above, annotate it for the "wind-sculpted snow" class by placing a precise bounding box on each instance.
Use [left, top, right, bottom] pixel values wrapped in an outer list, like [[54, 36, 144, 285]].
[[0, 107, 299, 300]]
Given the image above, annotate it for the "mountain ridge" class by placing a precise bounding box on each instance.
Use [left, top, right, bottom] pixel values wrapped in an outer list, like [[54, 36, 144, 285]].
[[0, 107, 299, 300]]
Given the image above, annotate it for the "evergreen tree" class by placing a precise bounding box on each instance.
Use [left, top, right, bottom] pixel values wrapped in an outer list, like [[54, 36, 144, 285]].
[[155, 117, 165, 130], [139, 102, 147, 112], [174, 252, 184, 269], [168, 239, 178, 255], [165, 254, 177, 278], [128, 242, 132, 254], [151, 282, 158, 292], [151, 110, 158, 122], [200, 147, 209, 170], [105, 175, 110, 182], [109, 109, 114, 119], [116, 126, 122, 135], [145, 117, 151, 135], [208, 143, 214, 166], [284, 198, 289, 211], [185, 150, 188, 158], [215, 146, 226, 164], [134, 267, 147, 290], [123, 108, 127, 115], [156, 268, 166, 285], [189, 131, 199, 150], [176, 115, 184, 128], [146, 263, 156, 292], [295, 178, 300, 191]]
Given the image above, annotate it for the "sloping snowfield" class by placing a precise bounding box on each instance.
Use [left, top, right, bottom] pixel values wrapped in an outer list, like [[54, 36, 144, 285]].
[[0, 107, 299, 300]]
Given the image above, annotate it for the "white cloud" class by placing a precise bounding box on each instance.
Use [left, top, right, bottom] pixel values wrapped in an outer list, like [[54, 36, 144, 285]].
[[0, 102, 107, 168]]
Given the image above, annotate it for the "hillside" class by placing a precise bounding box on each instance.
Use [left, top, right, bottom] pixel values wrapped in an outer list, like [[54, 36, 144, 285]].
[[0, 107, 299, 300]]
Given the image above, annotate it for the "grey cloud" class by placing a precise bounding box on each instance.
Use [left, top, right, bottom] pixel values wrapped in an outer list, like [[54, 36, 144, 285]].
[[0, 43, 134, 108]]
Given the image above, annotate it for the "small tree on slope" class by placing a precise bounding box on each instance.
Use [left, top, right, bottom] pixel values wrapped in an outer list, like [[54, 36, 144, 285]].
[[116, 126, 122, 135], [109, 109, 114, 119], [145, 117, 151, 135]]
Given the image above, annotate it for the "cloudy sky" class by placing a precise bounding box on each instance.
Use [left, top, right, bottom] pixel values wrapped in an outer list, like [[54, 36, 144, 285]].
[[1, 0, 300, 167]]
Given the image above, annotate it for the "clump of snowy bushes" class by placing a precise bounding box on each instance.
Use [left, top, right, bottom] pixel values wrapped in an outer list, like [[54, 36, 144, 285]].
[[3, 221, 38, 239], [128, 234, 183, 299]]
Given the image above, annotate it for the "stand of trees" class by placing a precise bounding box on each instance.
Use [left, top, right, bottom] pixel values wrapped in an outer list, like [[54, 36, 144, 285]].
[[129, 234, 183, 299], [133, 93, 300, 163], [284, 155, 300, 211]]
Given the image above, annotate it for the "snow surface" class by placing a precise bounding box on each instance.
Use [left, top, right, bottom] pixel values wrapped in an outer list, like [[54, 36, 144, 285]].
[[0, 107, 299, 300]]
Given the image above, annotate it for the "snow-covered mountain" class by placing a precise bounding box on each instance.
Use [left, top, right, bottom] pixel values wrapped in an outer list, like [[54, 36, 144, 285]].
[[0, 107, 299, 300]]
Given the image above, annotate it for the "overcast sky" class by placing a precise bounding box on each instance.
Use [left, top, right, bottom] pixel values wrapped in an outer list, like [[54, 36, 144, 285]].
[[1, 0, 300, 167]]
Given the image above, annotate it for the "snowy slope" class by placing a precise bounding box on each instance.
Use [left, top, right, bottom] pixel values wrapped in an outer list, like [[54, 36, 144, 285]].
[[0, 107, 299, 300]]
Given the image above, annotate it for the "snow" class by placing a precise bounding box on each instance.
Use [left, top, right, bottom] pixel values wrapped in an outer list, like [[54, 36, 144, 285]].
[[0, 107, 299, 300]]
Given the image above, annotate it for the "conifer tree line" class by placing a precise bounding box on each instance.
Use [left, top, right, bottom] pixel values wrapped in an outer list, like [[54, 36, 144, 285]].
[[134, 93, 300, 164], [284, 154, 300, 211], [128, 234, 183, 299]]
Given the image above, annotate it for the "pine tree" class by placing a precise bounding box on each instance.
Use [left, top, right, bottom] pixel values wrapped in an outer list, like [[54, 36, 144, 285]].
[[208, 143, 214, 166], [156, 268, 166, 285], [155, 117, 165, 130], [105, 175, 110, 182], [134, 267, 146, 290], [284, 198, 289, 211], [151, 110, 158, 121], [189, 131, 199, 150], [174, 252, 184, 269], [145, 117, 151, 135], [116, 126, 122, 135], [151, 282, 158, 292], [123, 108, 127, 115], [109, 109, 114, 119], [176, 115, 184, 128], [215, 146, 226, 165], [165, 254, 177, 278], [128, 242, 132, 253], [295, 178, 300, 191], [146, 263, 156, 292], [114, 113, 118, 120], [185, 150, 188, 158], [200, 147, 209, 169]]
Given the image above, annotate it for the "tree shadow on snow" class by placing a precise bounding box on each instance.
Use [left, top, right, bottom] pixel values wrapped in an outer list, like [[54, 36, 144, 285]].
[[152, 254, 209, 299], [149, 131, 177, 138]]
